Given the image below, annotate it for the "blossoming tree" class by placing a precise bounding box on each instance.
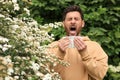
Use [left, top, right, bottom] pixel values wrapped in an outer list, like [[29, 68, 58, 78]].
[[0, 0, 65, 80]]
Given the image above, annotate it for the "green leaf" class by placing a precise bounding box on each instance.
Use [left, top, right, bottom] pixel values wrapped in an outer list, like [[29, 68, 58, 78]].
[[115, 31, 120, 38], [110, 0, 116, 4], [88, 27, 107, 36]]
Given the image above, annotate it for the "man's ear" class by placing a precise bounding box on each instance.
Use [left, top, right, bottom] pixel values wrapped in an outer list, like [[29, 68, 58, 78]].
[[82, 20, 85, 28]]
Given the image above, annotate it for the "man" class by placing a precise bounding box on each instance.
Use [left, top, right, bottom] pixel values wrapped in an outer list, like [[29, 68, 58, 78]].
[[48, 5, 108, 80]]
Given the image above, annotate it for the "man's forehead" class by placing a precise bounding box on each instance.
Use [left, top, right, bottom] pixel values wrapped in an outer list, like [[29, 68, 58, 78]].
[[66, 11, 81, 17]]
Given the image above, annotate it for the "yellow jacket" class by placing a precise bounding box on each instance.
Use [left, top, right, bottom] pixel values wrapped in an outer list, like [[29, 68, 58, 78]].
[[48, 36, 108, 80]]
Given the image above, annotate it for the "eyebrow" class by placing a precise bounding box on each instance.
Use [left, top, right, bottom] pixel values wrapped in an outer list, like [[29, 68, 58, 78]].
[[66, 17, 81, 20]]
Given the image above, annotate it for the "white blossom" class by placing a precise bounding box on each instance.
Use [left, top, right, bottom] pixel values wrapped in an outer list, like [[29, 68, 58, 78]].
[[14, 76, 19, 79], [12, 0, 17, 3], [5, 76, 13, 80], [3, 56, 12, 64], [24, 8, 30, 16], [5, 17, 13, 22], [1, 44, 12, 52], [4, 44, 12, 48], [30, 61, 40, 71], [14, 4, 20, 11], [11, 25, 19, 30], [0, 14, 5, 17], [0, 36, 9, 42], [49, 23, 54, 28], [2, 47, 8, 52], [7, 68, 14, 75], [109, 65, 120, 73], [43, 73, 52, 80]]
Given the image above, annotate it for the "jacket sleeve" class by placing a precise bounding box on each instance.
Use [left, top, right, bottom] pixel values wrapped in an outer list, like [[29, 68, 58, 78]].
[[80, 41, 108, 80]]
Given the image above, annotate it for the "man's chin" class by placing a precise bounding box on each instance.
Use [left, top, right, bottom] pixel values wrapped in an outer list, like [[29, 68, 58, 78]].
[[69, 32, 77, 36]]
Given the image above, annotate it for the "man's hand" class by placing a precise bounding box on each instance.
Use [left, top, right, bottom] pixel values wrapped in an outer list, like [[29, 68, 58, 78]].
[[74, 37, 87, 51], [58, 37, 70, 52]]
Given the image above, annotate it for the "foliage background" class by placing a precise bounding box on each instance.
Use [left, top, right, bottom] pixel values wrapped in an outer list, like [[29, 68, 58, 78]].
[[30, 0, 120, 79], [0, 0, 120, 80]]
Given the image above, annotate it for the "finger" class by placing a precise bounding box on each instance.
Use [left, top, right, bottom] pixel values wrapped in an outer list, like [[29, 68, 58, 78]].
[[58, 39, 70, 52], [63, 41, 70, 47], [60, 38, 70, 46], [74, 37, 83, 47], [74, 37, 86, 50]]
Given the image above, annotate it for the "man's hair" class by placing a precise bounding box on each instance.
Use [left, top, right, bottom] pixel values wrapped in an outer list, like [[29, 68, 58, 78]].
[[62, 5, 84, 20]]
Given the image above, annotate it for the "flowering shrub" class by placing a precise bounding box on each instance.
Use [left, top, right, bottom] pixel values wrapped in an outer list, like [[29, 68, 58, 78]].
[[107, 63, 120, 79], [0, 0, 67, 80], [109, 63, 120, 73]]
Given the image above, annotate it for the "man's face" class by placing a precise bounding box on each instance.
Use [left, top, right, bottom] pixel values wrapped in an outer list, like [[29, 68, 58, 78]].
[[63, 11, 84, 36]]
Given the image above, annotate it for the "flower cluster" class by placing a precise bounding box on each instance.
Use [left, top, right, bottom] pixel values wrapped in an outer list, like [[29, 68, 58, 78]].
[[109, 63, 120, 73], [0, 36, 12, 52], [0, 56, 13, 77], [0, 0, 66, 80], [40, 22, 63, 31]]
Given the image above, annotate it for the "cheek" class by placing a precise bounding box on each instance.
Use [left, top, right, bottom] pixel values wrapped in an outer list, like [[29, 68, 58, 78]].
[[64, 26, 69, 31], [64, 24, 70, 29], [77, 22, 83, 30], [77, 26, 82, 31], [64, 23, 70, 27]]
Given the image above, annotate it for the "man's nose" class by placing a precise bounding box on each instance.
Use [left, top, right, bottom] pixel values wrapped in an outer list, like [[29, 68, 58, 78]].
[[71, 19, 76, 24]]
